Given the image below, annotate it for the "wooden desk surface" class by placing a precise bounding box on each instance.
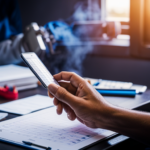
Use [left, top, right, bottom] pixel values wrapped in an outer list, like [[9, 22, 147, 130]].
[[0, 86, 150, 150]]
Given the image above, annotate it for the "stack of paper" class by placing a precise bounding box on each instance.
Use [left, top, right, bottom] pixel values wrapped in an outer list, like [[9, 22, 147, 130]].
[[0, 65, 38, 91]]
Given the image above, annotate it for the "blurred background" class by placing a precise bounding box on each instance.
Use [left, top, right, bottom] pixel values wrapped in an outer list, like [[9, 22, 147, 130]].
[[3, 0, 150, 87]]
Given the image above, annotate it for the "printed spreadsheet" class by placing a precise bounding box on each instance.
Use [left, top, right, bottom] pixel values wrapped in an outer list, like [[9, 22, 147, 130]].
[[0, 107, 115, 150]]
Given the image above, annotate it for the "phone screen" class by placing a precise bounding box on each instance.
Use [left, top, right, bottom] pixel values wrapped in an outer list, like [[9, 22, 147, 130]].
[[21, 52, 59, 88]]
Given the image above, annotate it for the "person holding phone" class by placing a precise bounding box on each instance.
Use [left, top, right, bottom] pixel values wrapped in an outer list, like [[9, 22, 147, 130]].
[[48, 72, 150, 146]]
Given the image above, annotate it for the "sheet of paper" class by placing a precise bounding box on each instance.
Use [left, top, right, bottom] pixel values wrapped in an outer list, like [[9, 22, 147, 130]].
[[0, 107, 115, 150], [0, 95, 54, 115]]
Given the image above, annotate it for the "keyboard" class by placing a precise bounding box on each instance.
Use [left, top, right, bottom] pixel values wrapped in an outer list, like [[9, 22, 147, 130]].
[[93, 80, 132, 89], [84, 78, 147, 94]]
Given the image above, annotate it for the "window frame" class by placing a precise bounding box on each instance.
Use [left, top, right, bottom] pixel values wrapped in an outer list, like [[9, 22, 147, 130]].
[[130, 0, 150, 59]]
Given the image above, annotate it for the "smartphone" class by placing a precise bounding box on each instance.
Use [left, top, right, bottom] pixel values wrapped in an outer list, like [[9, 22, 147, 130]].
[[21, 52, 59, 88]]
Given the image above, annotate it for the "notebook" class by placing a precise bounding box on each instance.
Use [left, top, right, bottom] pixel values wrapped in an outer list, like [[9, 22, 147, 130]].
[[0, 107, 115, 150]]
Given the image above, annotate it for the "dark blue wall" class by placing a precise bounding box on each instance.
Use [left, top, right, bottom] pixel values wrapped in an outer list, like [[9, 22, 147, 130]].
[[18, 0, 77, 29]]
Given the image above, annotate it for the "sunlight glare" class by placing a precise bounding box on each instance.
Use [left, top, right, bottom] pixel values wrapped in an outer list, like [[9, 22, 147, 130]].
[[106, 0, 130, 21]]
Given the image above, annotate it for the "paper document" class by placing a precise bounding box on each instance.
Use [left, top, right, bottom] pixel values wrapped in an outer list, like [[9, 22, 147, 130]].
[[0, 65, 38, 91], [0, 95, 54, 115], [0, 65, 34, 81], [0, 107, 115, 150]]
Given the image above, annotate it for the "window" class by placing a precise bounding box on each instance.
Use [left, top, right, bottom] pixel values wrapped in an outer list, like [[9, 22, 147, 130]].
[[99, 0, 150, 59], [98, 0, 130, 57], [105, 0, 130, 22], [105, 0, 130, 36], [71, 0, 150, 59]]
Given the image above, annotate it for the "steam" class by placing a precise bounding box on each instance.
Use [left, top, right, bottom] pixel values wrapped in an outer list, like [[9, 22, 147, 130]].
[[71, 0, 101, 21], [46, 0, 101, 76], [45, 38, 93, 76], [62, 42, 93, 75]]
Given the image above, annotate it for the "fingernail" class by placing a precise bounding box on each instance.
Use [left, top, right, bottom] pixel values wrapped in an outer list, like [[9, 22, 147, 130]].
[[48, 84, 59, 94], [67, 114, 72, 120]]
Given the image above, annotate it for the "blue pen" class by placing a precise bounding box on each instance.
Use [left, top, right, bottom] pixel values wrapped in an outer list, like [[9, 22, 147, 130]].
[[22, 141, 51, 150], [93, 81, 100, 86], [96, 89, 136, 96]]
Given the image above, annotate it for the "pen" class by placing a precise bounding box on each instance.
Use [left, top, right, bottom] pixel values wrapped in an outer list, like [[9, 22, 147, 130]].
[[22, 141, 51, 150], [96, 89, 136, 97]]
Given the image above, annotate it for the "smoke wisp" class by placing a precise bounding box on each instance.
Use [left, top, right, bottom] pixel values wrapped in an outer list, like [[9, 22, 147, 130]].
[[45, 0, 101, 76]]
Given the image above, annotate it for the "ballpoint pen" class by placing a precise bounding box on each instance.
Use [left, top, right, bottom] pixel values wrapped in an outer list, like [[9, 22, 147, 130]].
[[22, 141, 51, 150]]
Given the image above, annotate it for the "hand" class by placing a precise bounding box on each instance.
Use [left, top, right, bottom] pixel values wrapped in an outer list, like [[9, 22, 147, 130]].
[[48, 72, 115, 129]]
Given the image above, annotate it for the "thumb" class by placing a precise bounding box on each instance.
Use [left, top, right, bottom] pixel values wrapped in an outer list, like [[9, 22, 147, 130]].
[[48, 84, 79, 109]]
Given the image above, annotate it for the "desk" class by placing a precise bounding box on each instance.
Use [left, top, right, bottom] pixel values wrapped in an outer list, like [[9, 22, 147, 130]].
[[0, 86, 150, 150]]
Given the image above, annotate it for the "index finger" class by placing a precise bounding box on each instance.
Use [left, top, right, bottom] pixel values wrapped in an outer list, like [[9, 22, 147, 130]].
[[53, 72, 84, 88]]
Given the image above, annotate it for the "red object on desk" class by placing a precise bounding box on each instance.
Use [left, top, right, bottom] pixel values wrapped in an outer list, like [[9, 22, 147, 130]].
[[0, 86, 18, 100]]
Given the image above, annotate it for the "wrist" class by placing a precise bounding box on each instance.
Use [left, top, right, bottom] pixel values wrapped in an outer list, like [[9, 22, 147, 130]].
[[96, 104, 120, 130]]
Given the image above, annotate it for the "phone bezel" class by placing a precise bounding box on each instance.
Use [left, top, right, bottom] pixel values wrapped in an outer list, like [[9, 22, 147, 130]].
[[21, 53, 48, 89]]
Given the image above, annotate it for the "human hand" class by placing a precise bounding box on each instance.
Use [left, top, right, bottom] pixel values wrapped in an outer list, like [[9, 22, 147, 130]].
[[48, 72, 115, 129]]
